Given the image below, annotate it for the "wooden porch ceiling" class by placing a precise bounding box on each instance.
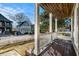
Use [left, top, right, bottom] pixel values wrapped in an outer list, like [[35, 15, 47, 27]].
[[40, 3, 75, 19]]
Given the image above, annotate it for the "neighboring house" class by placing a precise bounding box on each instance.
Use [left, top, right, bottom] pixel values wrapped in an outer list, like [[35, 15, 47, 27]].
[[17, 21, 33, 35], [0, 12, 34, 36], [15, 13, 34, 35], [0, 14, 12, 36]]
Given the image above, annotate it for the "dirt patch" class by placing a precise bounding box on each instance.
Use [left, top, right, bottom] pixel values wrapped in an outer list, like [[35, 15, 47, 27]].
[[0, 40, 34, 56]]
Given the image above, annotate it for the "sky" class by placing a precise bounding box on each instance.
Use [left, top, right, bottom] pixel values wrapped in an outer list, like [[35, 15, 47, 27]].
[[0, 3, 44, 24]]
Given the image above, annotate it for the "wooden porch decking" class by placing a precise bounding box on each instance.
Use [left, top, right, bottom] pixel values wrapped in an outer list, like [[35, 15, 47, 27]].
[[38, 39, 76, 56]]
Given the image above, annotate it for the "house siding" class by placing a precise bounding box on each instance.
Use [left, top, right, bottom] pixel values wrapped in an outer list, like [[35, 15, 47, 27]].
[[0, 14, 12, 36]]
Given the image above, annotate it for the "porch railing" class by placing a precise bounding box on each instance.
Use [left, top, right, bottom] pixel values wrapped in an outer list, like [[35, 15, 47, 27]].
[[39, 32, 72, 53]]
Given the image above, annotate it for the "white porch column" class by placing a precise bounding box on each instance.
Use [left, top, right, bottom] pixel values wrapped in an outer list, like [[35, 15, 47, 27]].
[[49, 13, 52, 33], [71, 17, 73, 39], [34, 3, 40, 55], [55, 18, 57, 33], [53, 18, 58, 39], [74, 3, 78, 55], [49, 12, 53, 42]]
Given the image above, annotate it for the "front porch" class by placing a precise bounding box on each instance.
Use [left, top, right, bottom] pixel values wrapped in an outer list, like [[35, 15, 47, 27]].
[[0, 3, 78, 56], [33, 3, 79, 56]]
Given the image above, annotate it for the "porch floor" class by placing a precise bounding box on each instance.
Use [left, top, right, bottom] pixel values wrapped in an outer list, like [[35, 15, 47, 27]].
[[38, 39, 76, 56]]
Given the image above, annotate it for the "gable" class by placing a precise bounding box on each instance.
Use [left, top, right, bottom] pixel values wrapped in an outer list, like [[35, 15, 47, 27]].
[[0, 14, 12, 22]]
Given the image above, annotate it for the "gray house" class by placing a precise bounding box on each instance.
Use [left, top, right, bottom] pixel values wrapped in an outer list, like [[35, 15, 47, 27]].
[[0, 14, 12, 36], [15, 13, 34, 35], [17, 21, 33, 35]]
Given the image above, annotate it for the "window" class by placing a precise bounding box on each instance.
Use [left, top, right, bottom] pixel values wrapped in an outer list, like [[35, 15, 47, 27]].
[[6, 28, 10, 32], [6, 23, 9, 25]]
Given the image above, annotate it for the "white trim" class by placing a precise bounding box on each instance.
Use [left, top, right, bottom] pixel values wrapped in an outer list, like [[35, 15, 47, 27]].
[[57, 32, 71, 34]]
